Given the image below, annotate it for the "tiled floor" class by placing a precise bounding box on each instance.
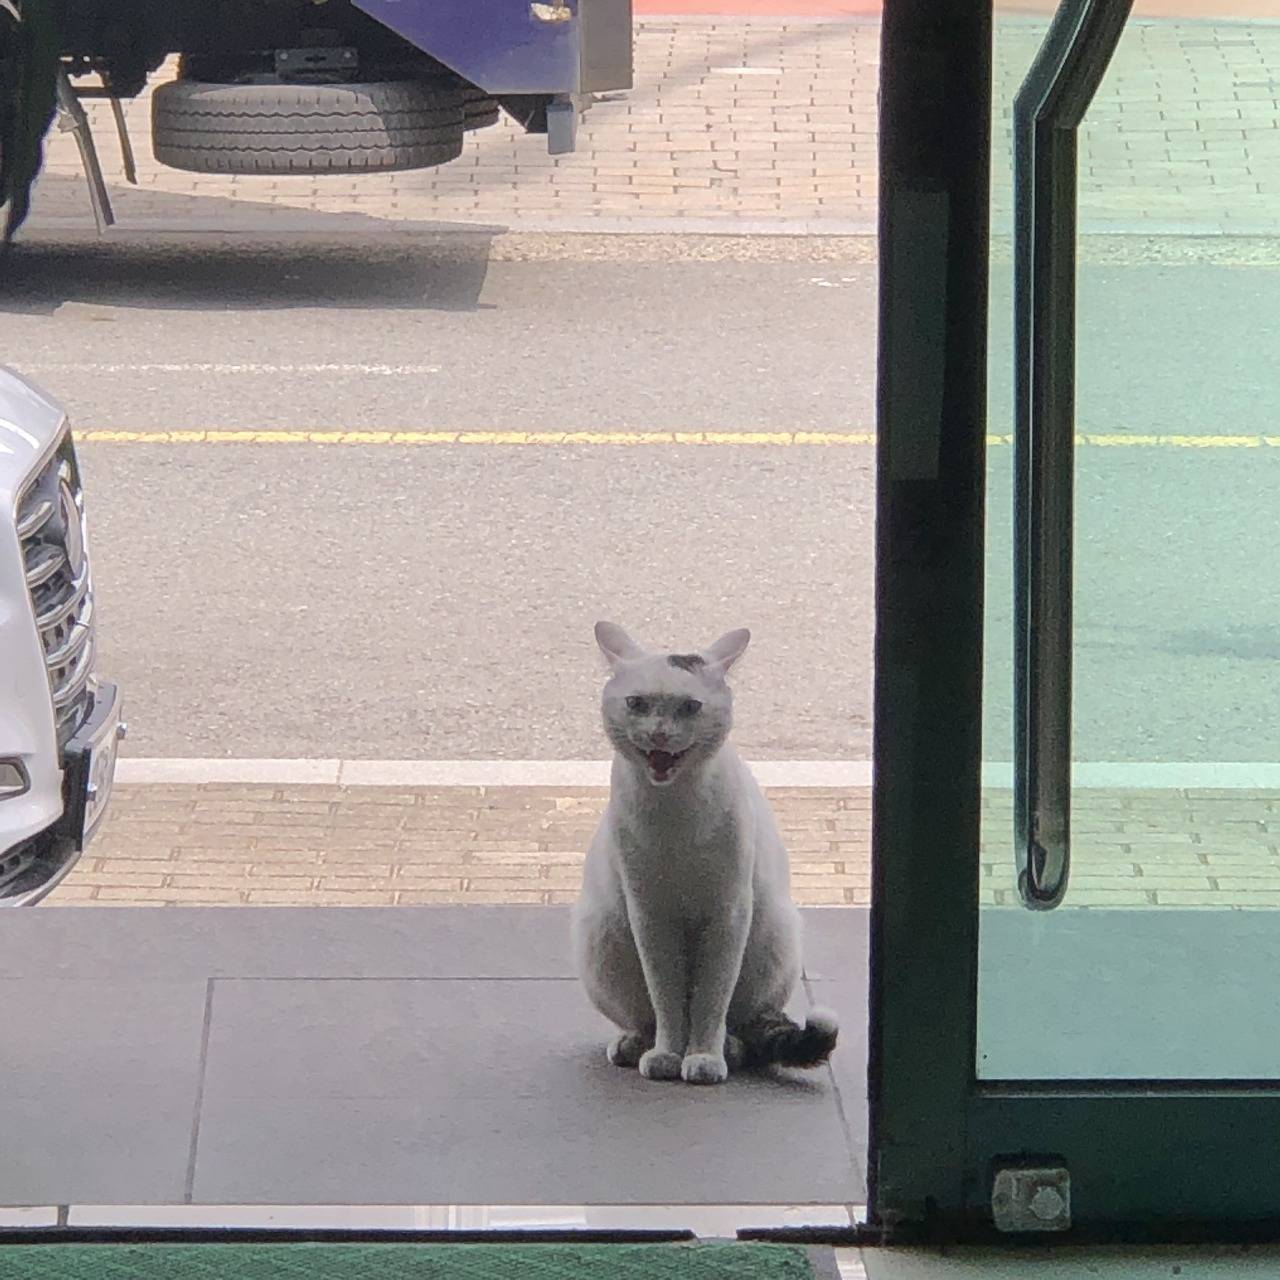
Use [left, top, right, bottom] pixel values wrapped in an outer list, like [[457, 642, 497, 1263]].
[[0, 906, 868, 1210], [8, 903, 1280, 1256]]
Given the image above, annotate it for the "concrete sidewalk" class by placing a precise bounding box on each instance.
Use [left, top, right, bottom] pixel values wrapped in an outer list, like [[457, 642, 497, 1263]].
[[23, 17, 1280, 237], [49, 782, 1280, 908]]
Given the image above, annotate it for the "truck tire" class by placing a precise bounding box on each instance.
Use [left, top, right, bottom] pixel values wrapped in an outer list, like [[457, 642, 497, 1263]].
[[151, 79, 466, 175], [461, 86, 501, 132]]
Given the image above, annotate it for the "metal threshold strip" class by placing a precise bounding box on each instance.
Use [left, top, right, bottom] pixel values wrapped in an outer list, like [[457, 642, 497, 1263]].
[[0, 1224, 888, 1248]]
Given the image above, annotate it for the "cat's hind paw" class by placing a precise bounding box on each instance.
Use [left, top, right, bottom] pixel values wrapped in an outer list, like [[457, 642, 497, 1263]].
[[638, 1048, 683, 1081], [724, 1034, 745, 1071], [607, 1031, 650, 1068], [681, 1051, 729, 1085]]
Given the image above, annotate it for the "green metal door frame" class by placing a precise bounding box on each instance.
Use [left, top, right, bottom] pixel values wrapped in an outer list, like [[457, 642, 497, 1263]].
[[868, 0, 1280, 1244], [868, 0, 989, 1239], [867, 0, 990, 1237]]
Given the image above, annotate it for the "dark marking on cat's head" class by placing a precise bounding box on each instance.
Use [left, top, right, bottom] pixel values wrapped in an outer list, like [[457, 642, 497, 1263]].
[[668, 653, 706, 673]]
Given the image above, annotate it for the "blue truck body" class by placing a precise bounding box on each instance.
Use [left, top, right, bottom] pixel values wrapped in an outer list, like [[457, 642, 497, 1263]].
[[0, 0, 633, 237], [354, 0, 632, 96]]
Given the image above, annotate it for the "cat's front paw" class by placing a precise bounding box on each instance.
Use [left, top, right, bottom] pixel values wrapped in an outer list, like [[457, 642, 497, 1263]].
[[638, 1048, 683, 1081], [607, 1031, 650, 1068], [681, 1051, 729, 1085]]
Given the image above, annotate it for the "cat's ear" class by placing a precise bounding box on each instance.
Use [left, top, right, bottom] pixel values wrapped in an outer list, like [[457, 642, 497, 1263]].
[[704, 628, 751, 674], [595, 621, 646, 667]]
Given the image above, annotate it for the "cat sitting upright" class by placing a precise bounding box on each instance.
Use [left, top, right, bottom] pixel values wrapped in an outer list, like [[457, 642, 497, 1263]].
[[571, 621, 838, 1085]]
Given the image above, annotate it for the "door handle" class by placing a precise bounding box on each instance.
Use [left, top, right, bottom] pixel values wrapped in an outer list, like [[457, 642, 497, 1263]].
[[1013, 0, 1131, 909]]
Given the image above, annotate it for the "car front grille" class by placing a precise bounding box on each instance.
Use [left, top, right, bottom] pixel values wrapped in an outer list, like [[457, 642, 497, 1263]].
[[15, 435, 96, 748]]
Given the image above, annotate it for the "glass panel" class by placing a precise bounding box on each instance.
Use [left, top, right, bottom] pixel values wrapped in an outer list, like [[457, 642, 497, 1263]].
[[978, 0, 1280, 1079], [3, 0, 881, 1220]]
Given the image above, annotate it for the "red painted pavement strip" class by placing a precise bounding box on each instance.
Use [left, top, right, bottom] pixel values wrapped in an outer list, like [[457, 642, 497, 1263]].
[[634, 0, 1273, 16], [633, 0, 876, 13]]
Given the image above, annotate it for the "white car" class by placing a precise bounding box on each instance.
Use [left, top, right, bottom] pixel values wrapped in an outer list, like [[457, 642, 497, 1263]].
[[0, 366, 122, 906]]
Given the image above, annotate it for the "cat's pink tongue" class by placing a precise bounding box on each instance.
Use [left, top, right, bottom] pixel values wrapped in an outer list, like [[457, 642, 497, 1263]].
[[647, 750, 678, 779]]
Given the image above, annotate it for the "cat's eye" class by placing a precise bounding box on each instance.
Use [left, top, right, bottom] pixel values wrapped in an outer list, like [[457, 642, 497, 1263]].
[[625, 696, 650, 715], [676, 699, 702, 718]]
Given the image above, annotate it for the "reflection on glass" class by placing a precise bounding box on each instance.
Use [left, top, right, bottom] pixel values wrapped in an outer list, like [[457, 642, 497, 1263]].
[[978, 0, 1280, 1079]]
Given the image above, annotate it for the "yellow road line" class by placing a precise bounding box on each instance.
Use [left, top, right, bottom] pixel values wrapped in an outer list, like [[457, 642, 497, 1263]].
[[77, 430, 1280, 448]]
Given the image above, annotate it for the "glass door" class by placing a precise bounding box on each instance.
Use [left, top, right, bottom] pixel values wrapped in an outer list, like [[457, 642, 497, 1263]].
[[870, 0, 1280, 1240]]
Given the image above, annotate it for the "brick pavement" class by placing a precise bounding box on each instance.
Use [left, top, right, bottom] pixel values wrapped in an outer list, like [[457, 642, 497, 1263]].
[[981, 788, 1280, 908], [22, 18, 1280, 237], [46, 782, 1280, 908], [994, 19, 1280, 235], [51, 785, 869, 907]]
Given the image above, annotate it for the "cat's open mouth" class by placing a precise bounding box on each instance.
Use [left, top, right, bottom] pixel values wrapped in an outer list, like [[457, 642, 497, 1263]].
[[645, 748, 688, 784]]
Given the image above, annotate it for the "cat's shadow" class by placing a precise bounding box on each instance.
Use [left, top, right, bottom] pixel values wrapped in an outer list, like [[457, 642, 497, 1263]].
[[747, 1067, 830, 1096], [572, 1042, 831, 1097]]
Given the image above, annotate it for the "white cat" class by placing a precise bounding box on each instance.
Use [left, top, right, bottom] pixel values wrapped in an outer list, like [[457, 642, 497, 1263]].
[[571, 621, 838, 1085]]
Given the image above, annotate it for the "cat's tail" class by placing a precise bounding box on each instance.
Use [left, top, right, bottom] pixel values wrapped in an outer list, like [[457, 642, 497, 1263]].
[[739, 1007, 839, 1070]]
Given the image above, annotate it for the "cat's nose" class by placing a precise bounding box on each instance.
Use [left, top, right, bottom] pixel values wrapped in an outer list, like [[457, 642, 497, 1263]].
[[651, 730, 670, 749]]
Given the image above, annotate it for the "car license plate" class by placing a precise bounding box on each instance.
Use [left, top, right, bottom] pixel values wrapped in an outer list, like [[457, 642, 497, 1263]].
[[82, 705, 121, 843], [64, 683, 122, 849]]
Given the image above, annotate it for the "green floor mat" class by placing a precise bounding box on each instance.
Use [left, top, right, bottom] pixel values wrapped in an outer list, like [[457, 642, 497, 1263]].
[[0, 1242, 830, 1279]]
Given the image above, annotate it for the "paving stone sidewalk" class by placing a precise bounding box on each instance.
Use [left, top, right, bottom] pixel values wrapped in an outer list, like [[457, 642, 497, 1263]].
[[48, 783, 1280, 908], [52, 785, 868, 907], [22, 18, 1280, 237]]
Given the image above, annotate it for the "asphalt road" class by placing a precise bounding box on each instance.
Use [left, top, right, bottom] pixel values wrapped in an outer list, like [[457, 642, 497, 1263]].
[[3, 235, 1278, 763], [2, 237, 875, 432]]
